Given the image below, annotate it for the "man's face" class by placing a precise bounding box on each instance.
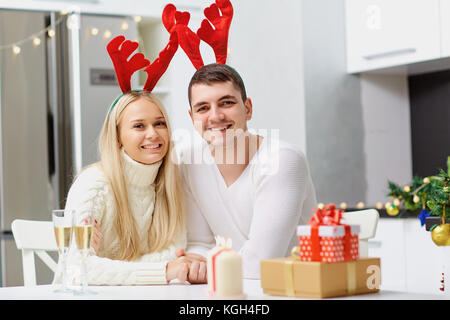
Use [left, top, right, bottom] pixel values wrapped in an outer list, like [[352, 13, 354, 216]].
[[189, 81, 252, 147]]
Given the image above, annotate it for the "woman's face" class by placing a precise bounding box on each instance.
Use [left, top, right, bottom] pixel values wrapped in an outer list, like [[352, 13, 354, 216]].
[[118, 98, 170, 165]]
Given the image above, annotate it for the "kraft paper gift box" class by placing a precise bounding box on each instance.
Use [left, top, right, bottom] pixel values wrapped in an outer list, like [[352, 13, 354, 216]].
[[260, 256, 381, 299]]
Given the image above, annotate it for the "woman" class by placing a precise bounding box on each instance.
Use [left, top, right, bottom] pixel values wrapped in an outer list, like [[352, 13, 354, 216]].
[[62, 90, 206, 285]]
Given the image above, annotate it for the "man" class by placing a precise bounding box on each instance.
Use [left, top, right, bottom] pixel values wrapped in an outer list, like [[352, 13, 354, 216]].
[[177, 63, 317, 279]]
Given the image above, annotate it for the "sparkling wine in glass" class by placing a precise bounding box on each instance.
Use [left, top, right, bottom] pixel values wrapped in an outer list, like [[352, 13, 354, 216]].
[[73, 211, 96, 295], [52, 209, 73, 293]]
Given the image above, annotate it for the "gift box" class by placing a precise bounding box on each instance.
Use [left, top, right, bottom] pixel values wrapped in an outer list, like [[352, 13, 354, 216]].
[[296, 224, 360, 262], [260, 256, 381, 299], [294, 204, 360, 262]]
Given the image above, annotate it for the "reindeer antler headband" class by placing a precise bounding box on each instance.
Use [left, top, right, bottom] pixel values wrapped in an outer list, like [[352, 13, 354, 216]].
[[162, 0, 233, 69], [106, 0, 233, 110], [106, 7, 179, 110]]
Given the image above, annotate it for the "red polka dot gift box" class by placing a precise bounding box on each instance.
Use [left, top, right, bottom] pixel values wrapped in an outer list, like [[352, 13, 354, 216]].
[[294, 204, 360, 263]]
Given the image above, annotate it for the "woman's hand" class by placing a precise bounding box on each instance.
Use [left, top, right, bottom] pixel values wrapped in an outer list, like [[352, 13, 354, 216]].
[[165, 256, 191, 282], [175, 249, 207, 284]]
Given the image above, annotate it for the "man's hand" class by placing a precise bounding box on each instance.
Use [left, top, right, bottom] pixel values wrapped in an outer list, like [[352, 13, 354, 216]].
[[175, 248, 207, 284]]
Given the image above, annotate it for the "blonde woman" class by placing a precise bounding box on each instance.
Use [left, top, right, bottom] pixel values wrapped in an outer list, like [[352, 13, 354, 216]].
[[62, 91, 207, 285]]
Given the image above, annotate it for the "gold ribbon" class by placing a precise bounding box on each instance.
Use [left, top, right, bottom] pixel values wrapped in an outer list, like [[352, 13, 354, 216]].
[[281, 247, 301, 297], [346, 261, 356, 295], [284, 259, 295, 297]]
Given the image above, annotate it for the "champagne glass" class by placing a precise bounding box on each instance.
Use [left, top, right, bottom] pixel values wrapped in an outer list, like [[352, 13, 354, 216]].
[[73, 210, 97, 295], [52, 209, 73, 293]]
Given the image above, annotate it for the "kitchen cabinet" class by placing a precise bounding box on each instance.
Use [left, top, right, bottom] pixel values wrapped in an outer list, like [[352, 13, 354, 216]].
[[345, 0, 441, 73], [369, 218, 448, 295]]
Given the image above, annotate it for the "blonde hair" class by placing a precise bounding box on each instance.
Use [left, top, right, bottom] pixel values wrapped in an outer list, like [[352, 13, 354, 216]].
[[98, 91, 184, 261]]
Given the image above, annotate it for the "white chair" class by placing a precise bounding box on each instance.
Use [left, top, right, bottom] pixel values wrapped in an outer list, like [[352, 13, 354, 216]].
[[341, 209, 379, 258], [11, 219, 58, 287]]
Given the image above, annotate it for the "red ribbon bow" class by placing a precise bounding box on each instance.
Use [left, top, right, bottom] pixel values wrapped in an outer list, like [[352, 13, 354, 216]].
[[306, 203, 353, 262], [308, 203, 344, 227]]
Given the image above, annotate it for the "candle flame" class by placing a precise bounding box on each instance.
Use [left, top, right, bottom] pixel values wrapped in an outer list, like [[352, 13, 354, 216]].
[[215, 235, 232, 248]]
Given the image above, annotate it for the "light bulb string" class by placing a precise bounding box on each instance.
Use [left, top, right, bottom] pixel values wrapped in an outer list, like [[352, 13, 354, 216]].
[[0, 16, 64, 51]]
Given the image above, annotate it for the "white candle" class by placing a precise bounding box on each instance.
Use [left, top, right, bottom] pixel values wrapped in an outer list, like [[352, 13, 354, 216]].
[[207, 236, 243, 298]]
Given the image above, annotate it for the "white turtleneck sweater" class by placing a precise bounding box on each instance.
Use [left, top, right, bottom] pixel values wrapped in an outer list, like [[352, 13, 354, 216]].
[[60, 149, 186, 285]]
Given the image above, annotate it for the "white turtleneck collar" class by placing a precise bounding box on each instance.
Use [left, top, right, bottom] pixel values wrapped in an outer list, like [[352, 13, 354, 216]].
[[120, 148, 163, 189]]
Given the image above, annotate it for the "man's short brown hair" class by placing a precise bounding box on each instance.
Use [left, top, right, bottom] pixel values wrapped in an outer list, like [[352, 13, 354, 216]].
[[188, 63, 247, 107]]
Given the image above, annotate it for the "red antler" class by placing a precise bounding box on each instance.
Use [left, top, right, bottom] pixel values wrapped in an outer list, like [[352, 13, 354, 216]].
[[163, 4, 204, 70], [197, 0, 233, 64], [107, 35, 150, 93], [143, 31, 179, 91]]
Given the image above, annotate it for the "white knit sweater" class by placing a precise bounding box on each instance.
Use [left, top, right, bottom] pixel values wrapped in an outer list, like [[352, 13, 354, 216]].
[[59, 149, 186, 285]]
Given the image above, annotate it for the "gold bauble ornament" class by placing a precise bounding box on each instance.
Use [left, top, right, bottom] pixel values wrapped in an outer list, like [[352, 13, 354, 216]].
[[386, 204, 399, 216], [431, 224, 450, 246]]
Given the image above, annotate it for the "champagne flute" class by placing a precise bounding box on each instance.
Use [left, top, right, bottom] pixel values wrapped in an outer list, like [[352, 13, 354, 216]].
[[52, 209, 73, 293], [73, 210, 96, 295]]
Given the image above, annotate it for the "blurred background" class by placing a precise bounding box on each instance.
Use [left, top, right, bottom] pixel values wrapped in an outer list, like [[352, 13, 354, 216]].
[[0, 0, 449, 294]]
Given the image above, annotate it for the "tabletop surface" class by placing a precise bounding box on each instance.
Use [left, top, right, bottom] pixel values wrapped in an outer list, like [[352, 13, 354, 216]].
[[0, 280, 447, 300]]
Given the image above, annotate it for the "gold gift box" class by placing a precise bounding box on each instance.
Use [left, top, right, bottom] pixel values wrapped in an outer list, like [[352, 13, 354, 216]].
[[260, 257, 381, 299]]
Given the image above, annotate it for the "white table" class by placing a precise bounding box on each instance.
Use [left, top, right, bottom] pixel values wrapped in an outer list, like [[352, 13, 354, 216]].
[[0, 280, 446, 300]]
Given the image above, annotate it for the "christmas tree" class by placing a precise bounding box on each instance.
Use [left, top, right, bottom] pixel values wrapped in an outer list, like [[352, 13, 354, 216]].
[[386, 156, 450, 227]]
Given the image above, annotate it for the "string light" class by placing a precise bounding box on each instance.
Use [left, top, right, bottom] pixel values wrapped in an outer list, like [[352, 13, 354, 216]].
[[0, 17, 64, 56], [339, 202, 347, 210], [403, 185, 411, 193], [32, 37, 41, 47], [376, 202, 383, 210], [91, 28, 99, 36], [103, 30, 112, 39], [12, 45, 21, 55], [121, 22, 129, 30], [66, 14, 80, 30], [317, 203, 324, 209], [356, 202, 365, 209], [1, 16, 141, 61]]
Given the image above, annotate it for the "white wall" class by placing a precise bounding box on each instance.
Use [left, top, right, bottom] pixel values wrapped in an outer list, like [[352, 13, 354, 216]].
[[302, 0, 367, 205], [228, 0, 306, 152], [360, 73, 413, 205]]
